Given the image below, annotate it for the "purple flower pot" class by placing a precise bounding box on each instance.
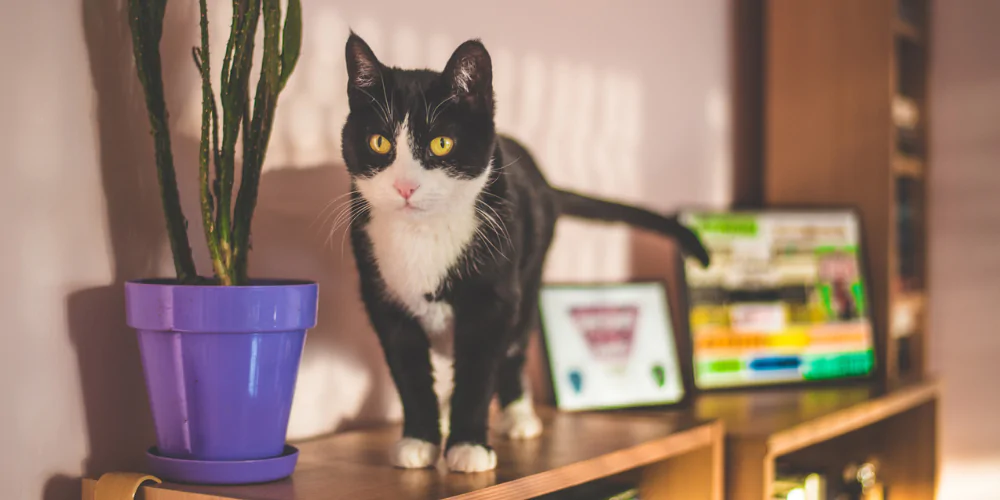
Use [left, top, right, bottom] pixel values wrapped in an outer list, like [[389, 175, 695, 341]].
[[125, 279, 318, 462]]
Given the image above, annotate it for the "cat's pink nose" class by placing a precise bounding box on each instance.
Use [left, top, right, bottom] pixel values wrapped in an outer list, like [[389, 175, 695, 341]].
[[393, 179, 419, 200]]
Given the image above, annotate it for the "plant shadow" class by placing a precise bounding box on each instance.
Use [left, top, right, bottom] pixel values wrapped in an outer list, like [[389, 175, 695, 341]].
[[63, 0, 192, 490]]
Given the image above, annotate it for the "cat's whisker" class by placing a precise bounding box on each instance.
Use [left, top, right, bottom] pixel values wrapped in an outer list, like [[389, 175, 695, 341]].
[[312, 190, 360, 229], [355, 87, 390, 125], [472, 225, 500, 263], [429, 94, 457, 125], [326, 199, 367, 251], [340, 203, 370, 257], [474, 207, 509, 262], [379, 70, 394, 123], [477, 206, 513, 260], [325, 198, 368, 244], [420, 87, 431, 125], [326, 196, 366, 229], [478, 200, 512, 249], [484, 157, 521, 187]]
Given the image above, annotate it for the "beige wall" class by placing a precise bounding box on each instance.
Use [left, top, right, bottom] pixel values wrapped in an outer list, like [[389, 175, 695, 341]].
[[928, 0, 1000, 496], [0, 1, 730, 499]]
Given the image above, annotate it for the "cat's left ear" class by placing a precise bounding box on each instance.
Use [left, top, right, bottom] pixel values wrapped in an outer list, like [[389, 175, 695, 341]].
[[442, 40, 493, 109], [345, 32, 383, 91]]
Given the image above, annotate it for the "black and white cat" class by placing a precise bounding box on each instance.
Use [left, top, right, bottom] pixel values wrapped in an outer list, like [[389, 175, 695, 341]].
[[340, 33, 710, 473]]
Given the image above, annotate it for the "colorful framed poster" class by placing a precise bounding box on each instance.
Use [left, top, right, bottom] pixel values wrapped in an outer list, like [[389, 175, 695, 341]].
[[678, 209, 877, 390], [538, 282, 686, 411]]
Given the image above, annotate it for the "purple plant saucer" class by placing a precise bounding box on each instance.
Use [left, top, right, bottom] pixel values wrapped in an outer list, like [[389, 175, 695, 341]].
[[146, 445, 299, 485]]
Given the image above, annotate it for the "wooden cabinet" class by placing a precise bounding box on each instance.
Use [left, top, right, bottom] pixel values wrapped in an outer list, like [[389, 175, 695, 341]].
[[762, 0, 933, 383], [696, 379, 938, 500]]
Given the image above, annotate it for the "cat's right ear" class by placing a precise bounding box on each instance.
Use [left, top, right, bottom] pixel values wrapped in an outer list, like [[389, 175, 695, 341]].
[[345, 32, 382, 91]]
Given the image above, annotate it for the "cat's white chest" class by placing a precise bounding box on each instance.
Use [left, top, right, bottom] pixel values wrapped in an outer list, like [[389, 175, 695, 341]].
[[365, 210, 478, 335]]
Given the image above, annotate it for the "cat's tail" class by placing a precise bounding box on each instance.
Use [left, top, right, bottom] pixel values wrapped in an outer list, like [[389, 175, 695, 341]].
[[552, 188, 711, 267]]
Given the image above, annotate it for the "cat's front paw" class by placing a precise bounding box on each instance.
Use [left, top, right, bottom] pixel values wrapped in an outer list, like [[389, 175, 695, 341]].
[[445, 443, 497, 473], [391, 438, 440, 469]]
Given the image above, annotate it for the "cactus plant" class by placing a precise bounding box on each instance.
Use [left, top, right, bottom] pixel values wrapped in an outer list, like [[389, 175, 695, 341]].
[[127, 0, 301, 285]]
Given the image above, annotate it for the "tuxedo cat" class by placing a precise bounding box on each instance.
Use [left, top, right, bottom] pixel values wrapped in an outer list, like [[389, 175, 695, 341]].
[[341, 33, 710, 473]]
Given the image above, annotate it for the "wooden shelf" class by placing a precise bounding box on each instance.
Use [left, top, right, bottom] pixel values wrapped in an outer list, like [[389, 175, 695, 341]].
[[82, 409, 723, 500], [695, 378, 939, 499], [893, 154, 925, 178]]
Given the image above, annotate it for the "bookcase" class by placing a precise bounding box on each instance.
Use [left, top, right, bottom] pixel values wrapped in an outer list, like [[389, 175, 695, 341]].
[[760, 0, 932, 383]]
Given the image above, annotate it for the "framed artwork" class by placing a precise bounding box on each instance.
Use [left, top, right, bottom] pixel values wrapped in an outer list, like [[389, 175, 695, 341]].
[[678, 208, 877, 390], [538, 282, 686, 411]]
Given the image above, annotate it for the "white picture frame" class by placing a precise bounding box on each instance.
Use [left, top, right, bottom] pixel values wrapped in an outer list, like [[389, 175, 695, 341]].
[[538, 282, 686, 411]]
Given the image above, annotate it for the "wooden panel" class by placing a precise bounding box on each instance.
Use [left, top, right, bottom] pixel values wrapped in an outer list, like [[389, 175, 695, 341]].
[[695, 379, 937, 452], [729, 0, 765, 206], [764, 0, 896, 381], [776, 400, 937, 500], [878, 400, 937, 500], [724, 439, 770, 500], [638, 422, 725, 500], [83, 410, 720, 500], [696, 379, 937, 500]]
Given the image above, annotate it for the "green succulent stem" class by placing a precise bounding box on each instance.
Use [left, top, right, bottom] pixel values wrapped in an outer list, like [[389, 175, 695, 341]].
[[232, 0, 301, 283], [128, 0, 301, 285], [195, 0, 231, 285], [127, 0, 198, 283], [216, 0, 259, 274]]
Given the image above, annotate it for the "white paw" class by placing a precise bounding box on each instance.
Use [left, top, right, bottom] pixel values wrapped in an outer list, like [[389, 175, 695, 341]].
[[445, 443, 497, 473], [498, 397, 543, 439], [391, 438, 440, 469]]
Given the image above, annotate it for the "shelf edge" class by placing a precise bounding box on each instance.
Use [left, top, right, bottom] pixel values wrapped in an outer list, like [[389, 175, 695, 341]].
[[448, 420, 722, 500], [766, 380, 939, 456]]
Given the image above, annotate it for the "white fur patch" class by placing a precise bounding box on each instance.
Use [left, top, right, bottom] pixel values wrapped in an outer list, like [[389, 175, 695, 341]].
[[356, 117, 490, 323], [498, 396, 542, 439], [391, 438, 440, 468], [429, 332, 454, 437], [446, 443, 497, 473]]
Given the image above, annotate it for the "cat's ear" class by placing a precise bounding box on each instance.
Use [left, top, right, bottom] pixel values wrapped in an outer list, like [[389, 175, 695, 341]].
[[345, 32, 382, 90], [442, 40, 493, 108]]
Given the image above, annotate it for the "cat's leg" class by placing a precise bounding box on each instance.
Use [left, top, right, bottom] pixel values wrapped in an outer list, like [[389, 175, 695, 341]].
[[495, 271, 543, 439], [496, 352, 542, 440], [367, 301, 442, 468], [445, 284, 518, 472]]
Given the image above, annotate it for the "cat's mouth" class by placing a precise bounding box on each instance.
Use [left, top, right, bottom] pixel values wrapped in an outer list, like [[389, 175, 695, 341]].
[[401, 202, 426, 213]]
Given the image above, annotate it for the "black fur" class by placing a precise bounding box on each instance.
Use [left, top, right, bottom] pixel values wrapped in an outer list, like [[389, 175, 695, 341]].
[[341, 33, 709, 461]]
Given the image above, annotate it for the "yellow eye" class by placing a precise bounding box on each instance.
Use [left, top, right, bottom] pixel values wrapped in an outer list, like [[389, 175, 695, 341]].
[[368, 134, 392, 154], [429, 136, 454, 156]]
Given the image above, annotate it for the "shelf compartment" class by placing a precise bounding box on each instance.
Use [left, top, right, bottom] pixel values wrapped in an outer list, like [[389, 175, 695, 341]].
[[695, 378, 938, 500]]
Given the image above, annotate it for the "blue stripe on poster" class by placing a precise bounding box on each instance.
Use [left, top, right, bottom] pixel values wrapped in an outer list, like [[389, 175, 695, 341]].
[[748, 356, 802, 371]]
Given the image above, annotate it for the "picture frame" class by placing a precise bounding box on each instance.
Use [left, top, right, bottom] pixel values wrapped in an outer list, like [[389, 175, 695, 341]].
[[537, 281, 688, 411], [676, 206, 880, 392]]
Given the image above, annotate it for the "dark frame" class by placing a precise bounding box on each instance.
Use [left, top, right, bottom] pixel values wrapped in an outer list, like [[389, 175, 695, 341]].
[[676, 205, 881, 393]]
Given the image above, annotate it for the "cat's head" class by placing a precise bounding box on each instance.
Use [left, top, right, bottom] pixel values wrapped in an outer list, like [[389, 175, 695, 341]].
[[340, 33, 496, 217]]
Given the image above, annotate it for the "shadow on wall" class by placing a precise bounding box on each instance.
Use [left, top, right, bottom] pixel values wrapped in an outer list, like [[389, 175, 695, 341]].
[[60, 0, 193, 492]]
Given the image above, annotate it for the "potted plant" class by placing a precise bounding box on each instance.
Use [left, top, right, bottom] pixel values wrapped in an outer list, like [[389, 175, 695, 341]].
[[124, 0, 313, 485]]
